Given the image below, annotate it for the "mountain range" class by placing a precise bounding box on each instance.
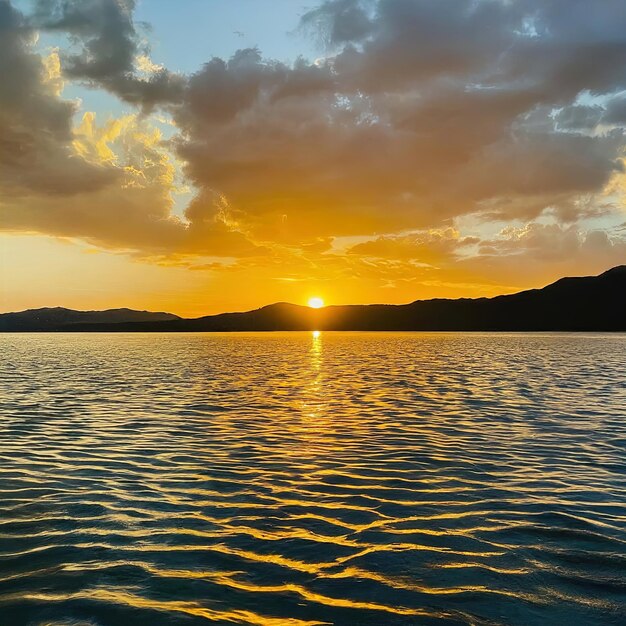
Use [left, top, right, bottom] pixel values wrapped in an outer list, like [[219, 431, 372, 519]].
[[2, 266, 625, 332], [0, 308, 179, 332]]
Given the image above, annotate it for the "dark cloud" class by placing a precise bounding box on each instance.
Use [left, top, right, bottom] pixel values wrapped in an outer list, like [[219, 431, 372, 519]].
[[300, 0, 373, 47], [555, 105, 605, 131], [0, 0, 115, 195], [31, 0, 138, 79], [30, 0, 184, 109], [178, 48, 334, 129], [603, 95, 626, 125], [330, 0, 520, 90]]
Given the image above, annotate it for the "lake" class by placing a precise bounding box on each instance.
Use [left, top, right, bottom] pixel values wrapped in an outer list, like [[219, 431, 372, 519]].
[[1, 332, 625, 625]]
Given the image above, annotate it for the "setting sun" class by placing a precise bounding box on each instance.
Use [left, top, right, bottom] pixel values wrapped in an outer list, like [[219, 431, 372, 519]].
[[307, 297, 325, 309]]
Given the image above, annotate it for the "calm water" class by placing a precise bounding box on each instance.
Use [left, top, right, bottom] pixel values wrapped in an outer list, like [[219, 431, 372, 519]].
[[1, 332, 625, 626]]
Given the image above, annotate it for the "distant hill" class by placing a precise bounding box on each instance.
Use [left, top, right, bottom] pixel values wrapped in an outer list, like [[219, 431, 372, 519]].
[[2, 266, 625, 332], [0, 307, 180, 331]]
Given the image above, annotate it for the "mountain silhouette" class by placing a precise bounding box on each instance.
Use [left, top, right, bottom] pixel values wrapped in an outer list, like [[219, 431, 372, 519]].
[[2, 266, 625, 332], [0, 307, 180, 331]]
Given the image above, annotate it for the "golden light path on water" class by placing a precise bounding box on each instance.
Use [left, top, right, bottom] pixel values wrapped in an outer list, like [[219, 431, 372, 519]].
[[0, 332, 625, 625]]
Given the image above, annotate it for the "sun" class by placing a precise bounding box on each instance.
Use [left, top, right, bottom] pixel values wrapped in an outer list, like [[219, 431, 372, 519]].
[[307, 297, 325, 309]]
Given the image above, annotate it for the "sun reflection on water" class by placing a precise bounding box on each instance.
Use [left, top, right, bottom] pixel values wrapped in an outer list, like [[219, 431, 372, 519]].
[[302, 329, 324, 422]]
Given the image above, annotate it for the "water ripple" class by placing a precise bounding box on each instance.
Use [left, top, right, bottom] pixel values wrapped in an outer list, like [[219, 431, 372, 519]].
[[1, 332, 625, 625]]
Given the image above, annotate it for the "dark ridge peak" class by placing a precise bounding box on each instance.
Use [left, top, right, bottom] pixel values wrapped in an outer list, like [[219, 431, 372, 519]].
[[600, 264, 626, 276], [408, 295, 490, 305], [24, 306, 71, 313], [100, 307, 179, 316], [261, 302, 307, 311], [192, 301, 303, 321]]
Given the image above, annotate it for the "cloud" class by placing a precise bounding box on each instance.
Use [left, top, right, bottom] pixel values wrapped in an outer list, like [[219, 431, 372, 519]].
[[340, 221, 626, 298], [300, 0, 373, 47], [0, 109, 263, 257], [0, 0, 116, 196], [447, 221, 626, 288], [0, 0, 263, 258], [479, 222, 626, 263], [348, 228, 478, 264], [168, 0, 626, 245], [603, 95, 626, 125], [2, 0, 626, 290], [30, 0, 184, 109]]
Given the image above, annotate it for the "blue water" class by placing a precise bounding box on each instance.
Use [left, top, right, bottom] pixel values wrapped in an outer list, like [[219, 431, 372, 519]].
[[1, 332, 625, 625]]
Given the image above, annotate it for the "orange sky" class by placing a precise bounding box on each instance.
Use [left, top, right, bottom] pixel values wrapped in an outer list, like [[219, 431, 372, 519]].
[[1, 0, 625, 316]]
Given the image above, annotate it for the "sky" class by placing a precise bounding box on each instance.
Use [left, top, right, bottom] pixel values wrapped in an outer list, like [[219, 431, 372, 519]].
[[1, 0, 626, 316]]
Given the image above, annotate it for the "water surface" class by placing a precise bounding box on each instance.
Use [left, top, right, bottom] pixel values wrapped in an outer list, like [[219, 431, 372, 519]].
[[1, 332, 625, 625]]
